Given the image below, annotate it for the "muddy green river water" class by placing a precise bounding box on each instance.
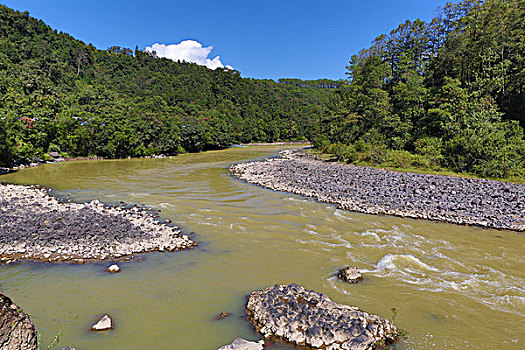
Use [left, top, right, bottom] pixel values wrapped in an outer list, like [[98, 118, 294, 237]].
[[0, 145, 523, 350]]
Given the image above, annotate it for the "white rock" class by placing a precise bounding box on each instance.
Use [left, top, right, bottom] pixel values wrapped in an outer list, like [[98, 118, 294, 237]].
[[91, 314, 112, 331], [107, 264, 120, 273], [218, 338, 264, 350]]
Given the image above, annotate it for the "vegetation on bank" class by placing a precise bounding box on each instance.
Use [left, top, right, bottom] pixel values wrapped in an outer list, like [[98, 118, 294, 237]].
[[306, 148, 525, 184], [0, 5, 335, 167], [315, 0, 525, 179], [1, 0, 524, 181]]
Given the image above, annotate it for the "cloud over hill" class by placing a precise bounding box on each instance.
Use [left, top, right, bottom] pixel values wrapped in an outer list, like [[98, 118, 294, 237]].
[[145, 40, 232, 70]]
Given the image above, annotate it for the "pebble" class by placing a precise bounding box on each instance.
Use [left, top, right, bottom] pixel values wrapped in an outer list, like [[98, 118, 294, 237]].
[[215, 311, 230, 320]]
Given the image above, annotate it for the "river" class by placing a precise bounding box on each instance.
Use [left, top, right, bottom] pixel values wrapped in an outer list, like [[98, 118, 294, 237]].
[[0, 145, 523, 349]]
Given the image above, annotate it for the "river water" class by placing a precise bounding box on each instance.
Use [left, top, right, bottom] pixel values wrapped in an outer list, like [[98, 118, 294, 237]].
[[0, 145, 523, 350]]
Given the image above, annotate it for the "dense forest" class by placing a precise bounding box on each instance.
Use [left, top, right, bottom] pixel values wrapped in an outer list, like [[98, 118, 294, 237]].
[[316, 0, 525, 179], [0, 4, 334, 167], [1, 1, 524, 179]]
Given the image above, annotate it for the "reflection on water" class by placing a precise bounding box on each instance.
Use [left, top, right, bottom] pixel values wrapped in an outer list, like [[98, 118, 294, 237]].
[[0, 145, 523, 350]]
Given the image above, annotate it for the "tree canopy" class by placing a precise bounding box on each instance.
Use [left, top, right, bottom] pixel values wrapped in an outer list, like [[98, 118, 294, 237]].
[[1, 1, 523, 179], [0, 5, 331, 166], [316, 0, 525, 179]]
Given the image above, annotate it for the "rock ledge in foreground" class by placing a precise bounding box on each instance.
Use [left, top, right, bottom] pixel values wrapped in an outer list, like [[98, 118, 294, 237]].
[[0, 294, 38, 350], [246, 284, 397, 350]]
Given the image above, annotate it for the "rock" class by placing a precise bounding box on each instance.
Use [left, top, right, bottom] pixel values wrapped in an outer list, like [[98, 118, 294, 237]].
[[49, 152, 60, 158], [57, 347, 76, 350], [0, 294, 38, 350], [215, 311, 230, 320], [107, 264, 120, 273], [218, 338, 264, 350], [246, 284, 398, 350], [91, 314, 113, 331], [338, 266, 363, 283]]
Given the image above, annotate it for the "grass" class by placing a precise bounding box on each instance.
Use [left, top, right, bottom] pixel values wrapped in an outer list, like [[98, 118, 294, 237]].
[[306, 148, 525, 184]]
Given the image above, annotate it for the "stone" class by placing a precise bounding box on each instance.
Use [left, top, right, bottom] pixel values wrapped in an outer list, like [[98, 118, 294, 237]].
[[91, 314, 113, 331], [217, 338, 264, 350], [338, 266, 363, 283], [0, 294, 38, 350], [107, 264, 120, 273], [246, 284, 398, 350], [57, 347, 76, 350], [215, 311, 230, 320], [49, 152, 60, 158]]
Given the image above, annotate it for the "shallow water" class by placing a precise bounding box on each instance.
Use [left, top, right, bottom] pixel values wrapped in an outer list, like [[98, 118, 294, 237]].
[[0, 145, 523, 350]]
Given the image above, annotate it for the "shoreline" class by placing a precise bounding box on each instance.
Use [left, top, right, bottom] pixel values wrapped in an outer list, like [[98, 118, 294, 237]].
[[0, 183, 195, 264], [0, 142, 310, 175], [230, 149, 525, 232]]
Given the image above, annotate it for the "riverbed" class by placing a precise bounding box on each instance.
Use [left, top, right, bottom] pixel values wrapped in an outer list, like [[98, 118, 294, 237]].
[[0, 145, 523, 349]]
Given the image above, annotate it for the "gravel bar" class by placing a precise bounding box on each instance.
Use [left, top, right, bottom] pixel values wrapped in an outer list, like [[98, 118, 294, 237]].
[[0, 183, 195, 264], [231, 150, 525, 232]]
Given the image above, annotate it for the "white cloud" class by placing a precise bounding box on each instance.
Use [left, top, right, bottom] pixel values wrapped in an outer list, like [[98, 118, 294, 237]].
[[145, 40, 232, 70]]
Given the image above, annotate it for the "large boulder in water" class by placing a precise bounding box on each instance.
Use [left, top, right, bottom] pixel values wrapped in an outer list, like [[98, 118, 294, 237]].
[[246, 284, 398, 350], [0, 294, 38, 350]]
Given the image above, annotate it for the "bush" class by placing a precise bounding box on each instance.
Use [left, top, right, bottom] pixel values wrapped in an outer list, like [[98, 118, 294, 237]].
[[47, 143, 61, 153], [414, 137, 444, 168], [444, 120, 524, 178]]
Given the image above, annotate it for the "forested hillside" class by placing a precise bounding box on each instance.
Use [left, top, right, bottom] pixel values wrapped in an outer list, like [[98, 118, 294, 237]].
[[317, 0, 525, 179], [0, 5, 334, 166], [2, 1, 524, 179]]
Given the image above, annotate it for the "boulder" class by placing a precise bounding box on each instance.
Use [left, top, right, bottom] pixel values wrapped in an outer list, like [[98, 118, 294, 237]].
[[0, 294, 38, 350], [107, 264, 120, 273], [49, 152, 60, 158], [218, 338, 264, 350], [91, 314, 113, 331], [338, 266, 363, 283], [246, 284, 398, 350]]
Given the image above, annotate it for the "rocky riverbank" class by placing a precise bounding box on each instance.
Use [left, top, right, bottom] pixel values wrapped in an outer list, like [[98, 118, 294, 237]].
[[0, 183, 195, 263], [231, 149, 525, 232]]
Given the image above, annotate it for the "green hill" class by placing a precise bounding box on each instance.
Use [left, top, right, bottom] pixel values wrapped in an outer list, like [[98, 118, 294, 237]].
[[0, 5, 335, 166]]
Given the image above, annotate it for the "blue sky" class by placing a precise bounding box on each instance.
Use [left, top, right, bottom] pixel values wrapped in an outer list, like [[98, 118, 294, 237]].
[[2, 0, 455, 80]]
